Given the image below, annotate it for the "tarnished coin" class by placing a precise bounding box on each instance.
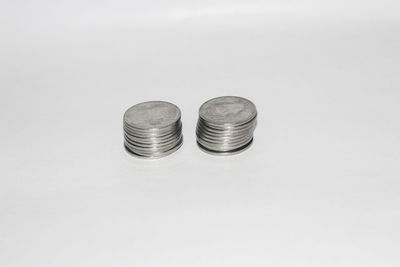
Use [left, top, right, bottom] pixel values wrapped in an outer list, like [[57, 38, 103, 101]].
[[123, 101, 183, 159], [196, 96, 257, 155]]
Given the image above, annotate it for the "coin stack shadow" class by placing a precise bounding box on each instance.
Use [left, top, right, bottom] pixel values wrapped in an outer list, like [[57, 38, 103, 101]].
[[123, 101, 183, 158], [196, 96, 257, 155]]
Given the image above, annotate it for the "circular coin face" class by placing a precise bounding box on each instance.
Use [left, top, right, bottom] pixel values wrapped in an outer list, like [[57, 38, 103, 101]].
[[199, 96, 257, 125], [124, 101, 181, 129]]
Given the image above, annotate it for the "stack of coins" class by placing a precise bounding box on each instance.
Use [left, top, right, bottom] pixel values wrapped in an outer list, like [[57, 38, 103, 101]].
[[196, 96, 257, 155], [123, 101, 183, 158]]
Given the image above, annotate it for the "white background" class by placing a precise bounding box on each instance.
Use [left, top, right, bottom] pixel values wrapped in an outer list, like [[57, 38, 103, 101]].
[[1, 0, 400, 266]]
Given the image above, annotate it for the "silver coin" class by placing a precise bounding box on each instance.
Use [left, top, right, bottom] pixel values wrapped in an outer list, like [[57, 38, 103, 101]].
[[197, 138, 254, 156], [125, 135, 182, 154], [123, 101, 183, 158], [124, 122, 182, 140], [124, 101, 181, 130], [125, 135, 183, 159], [199, 96, 257, 126], [196, 96, 257, 155]]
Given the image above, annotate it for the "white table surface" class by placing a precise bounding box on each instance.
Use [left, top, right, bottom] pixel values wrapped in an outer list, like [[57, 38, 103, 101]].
[[1, 1, 400, 266]]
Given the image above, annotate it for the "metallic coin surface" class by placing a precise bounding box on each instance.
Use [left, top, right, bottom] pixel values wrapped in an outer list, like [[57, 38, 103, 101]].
[[196, 96, 257, 155], [123, 101, 183, 159], [124, 101, 181, 130], [199, 96, 257, 125]]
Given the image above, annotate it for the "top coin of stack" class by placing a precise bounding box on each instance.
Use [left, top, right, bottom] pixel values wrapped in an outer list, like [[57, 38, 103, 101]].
[[196, 96, 257, 155], [123, 101, 183, 158]]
